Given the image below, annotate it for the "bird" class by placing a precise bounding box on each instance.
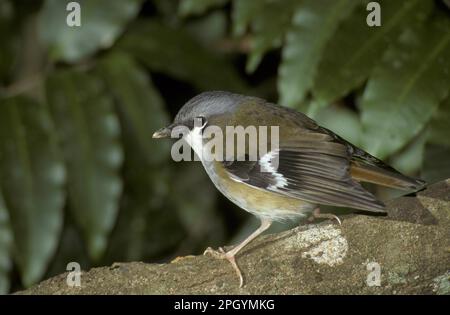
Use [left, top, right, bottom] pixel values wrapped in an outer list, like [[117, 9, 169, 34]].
[[152, 91, 426, 287]]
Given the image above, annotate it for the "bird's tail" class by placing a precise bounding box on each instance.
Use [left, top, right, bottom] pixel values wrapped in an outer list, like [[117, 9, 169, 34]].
[[350, 163, 426, 191]]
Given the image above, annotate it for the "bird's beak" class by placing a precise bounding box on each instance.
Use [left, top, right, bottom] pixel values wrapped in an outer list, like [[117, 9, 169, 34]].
[[152, 126, 172, 139]]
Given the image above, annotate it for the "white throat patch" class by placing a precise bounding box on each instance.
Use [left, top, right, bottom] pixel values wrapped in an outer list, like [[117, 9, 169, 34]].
[[184, 125, 207, 161]]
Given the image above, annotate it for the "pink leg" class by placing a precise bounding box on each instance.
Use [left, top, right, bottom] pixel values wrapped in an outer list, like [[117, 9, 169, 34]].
[[204, 218, 272, 287]]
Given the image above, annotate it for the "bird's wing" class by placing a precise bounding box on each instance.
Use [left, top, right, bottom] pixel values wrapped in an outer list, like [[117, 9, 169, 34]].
[[221, 131, 386, 213]]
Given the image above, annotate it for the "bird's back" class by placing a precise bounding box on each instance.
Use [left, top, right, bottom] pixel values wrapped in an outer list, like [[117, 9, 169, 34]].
[[205, 95, 425, 213]]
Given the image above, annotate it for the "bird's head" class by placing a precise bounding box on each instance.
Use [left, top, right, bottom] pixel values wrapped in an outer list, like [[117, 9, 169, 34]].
[[152, 91, 245, 139]]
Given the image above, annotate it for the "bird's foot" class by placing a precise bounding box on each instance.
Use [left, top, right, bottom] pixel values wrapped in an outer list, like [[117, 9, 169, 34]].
[[203, 247, 244, 288], [308, 208, 342, 226]]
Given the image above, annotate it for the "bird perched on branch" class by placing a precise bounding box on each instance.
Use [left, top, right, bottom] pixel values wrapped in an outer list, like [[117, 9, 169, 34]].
[[153, 91, 426, 287]]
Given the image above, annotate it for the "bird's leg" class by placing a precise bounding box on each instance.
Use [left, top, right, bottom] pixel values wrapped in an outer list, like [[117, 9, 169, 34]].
[[308, 207, 342, 226], [203, 218, 272, 287]]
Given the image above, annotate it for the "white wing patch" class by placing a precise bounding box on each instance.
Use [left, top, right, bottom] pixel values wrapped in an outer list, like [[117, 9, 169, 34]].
[[260, 150, 287, 189]]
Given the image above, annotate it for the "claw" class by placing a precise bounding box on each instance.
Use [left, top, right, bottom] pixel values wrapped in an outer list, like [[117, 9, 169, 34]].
[[203, 246, 225, 258], [203, 247, 244, 287], [331, 215, 342, 226], [203, 247, 212, 256], [309, 207, 342, 226]]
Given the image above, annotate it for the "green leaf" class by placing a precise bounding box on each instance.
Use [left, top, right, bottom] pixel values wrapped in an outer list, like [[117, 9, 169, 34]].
[[185, 11, 227, 46], [422, 144, 450, 183], [278, 0, 357, 108], [171, 163, 225, 253], [428, 96, 450, 147], [313, 0, 433, 104], [313, 105, 362, 147], [361, 16, 450, 159], [0, 97, 65, 287], [104, 106, 178, 262], [105, 163, 179, 262], [98, 51, 170, 165], [118, 20, 247, 92], [231, 0, 261, 37], [104, 111, 177, 262], [45, 221, 90, 280], [0, 189, 13, 293], [233, 0, 299, 73], [38, 0, 142, 63], [46, 70, 123, 260], [391, 131, 427, 175], [97, 53, 177, 263], [178, 0, 228, 17]]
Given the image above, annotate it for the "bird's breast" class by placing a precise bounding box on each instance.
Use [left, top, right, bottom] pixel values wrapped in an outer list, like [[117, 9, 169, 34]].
[[203, 160, 314, 221]]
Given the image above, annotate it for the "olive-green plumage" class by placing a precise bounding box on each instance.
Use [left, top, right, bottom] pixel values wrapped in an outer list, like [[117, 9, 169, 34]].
[[168, 92, 425, 215], [153, 91, 426, 287]]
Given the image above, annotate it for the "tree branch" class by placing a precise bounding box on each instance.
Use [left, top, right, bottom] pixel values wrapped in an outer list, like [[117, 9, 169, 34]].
[[19, 180, 450, 294]]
